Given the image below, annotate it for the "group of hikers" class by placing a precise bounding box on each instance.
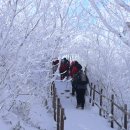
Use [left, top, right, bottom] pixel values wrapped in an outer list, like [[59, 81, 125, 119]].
[[52, 58, 89, 109]]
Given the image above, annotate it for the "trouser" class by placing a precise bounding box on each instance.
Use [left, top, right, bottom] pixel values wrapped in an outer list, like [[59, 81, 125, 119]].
[[76, 89, 86, 107], [71, 81, 76, 95]]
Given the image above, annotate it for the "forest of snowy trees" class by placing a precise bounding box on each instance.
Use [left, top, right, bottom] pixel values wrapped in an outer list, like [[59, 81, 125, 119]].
[[0, 0, 130, 129]]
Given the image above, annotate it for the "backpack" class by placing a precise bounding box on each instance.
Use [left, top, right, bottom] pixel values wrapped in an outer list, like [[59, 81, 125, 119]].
[[73, 72, 81, 82], [73, 70, 89, 85], [81, 71, 89, 85]]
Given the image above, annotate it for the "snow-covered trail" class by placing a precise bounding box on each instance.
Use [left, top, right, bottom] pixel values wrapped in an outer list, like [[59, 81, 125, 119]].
[[55, 80, 116, 130]]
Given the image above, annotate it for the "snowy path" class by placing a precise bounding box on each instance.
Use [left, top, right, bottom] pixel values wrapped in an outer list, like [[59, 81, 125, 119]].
[[55, 80, 116, 130]]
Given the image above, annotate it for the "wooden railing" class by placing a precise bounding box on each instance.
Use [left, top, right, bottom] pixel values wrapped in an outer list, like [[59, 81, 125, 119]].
[[51, 82, 66, 130], [88, 83, 130, 130]]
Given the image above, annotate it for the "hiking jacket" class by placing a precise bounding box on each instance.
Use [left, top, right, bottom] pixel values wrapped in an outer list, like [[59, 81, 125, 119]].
[[70, 66, 79, 77]]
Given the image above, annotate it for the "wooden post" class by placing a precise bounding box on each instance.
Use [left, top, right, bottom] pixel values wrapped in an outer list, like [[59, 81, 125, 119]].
[[92, 85, 96, 106], [99, 89, 103, 116], [51, 83, 54, 96], [52, 84, 56, 108], [89, 83, 92, 103], [54, 87, 56, 121], [51, 84, 52, 95], [111, 94, 114, 128], [124, 104, 127, 130], [57, 98, 60, 130], [52, 86, 54, 107], [60, 108, 64, 130]]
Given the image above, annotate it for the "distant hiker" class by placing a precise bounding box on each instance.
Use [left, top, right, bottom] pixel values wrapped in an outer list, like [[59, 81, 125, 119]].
[[52, 58, 59, 73], [70, 61, 82, 96], [74, 70, 89, 109], [59, 58, 70, 80]]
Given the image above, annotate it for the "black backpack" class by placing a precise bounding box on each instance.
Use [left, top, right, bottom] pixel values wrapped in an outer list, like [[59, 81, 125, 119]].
[[73, 70, 89, 85], [73, 72, 80, 82], [80, 71, 89, 85]]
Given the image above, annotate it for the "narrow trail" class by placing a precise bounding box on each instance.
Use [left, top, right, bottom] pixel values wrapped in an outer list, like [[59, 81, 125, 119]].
[[55, 80, 116, 130]]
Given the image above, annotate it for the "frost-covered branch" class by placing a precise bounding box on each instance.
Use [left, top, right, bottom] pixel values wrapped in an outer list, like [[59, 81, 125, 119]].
[[114, 0, 130, 13], [88, 0, 129, 46]]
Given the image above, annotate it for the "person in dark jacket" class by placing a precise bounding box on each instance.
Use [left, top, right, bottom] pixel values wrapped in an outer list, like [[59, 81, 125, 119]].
[[74, 70, 89, 109]]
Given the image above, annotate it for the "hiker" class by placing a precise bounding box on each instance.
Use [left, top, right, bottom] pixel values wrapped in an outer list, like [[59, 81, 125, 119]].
[[59, 58, 70, 80], [74, 70, 89, 109], [74, 61, 82, 71], [70, 61, 82, 96], [52, 58, 59, 73]]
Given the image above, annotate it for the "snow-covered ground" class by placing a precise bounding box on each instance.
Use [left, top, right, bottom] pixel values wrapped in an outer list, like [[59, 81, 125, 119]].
[[0, 94, 56, 130], [0, 79, 120, 130], [55, 80, 116, 130]]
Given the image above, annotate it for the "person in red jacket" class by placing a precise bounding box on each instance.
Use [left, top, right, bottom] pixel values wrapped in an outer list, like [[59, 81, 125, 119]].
[[52, 58, 59, 73], [59, 58, 70, 80], [70, 61, 82, 95]]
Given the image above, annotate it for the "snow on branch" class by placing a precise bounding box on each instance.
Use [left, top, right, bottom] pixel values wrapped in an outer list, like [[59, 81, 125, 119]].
[[88, 0, 129, 46], [114, 0, 130, 13]]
